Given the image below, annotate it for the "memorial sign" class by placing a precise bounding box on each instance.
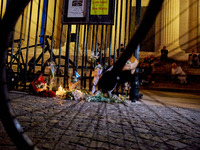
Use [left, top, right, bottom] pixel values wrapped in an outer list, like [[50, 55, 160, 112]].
[[67, 0, 86, 18], [90, 0, 109, 15]]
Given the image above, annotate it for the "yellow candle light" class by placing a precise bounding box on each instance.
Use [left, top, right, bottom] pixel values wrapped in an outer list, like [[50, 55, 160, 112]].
[[56, 85, 66, 96]]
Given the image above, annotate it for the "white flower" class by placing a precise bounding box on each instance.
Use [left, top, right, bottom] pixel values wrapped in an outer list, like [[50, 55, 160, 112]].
[[72, 90, 83, 101], [95, 64, 102, 69], [90, 51, 99, 60]]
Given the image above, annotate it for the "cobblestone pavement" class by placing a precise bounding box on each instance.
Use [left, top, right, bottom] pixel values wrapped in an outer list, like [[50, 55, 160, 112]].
[[0, 90, 200, 150]]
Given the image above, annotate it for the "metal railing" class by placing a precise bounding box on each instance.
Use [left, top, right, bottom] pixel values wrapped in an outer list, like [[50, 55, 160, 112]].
[[3, 0, 141, 95]]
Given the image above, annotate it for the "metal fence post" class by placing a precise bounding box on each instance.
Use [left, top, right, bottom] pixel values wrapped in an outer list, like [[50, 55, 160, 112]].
[[129, 0, 142, 102]]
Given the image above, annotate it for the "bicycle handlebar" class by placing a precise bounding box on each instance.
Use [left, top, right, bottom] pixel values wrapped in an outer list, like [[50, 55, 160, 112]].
[[13, 39, 24, 43]]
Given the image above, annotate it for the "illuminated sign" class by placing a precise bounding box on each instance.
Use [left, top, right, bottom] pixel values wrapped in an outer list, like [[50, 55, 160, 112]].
[[90, 0, 109, 15]]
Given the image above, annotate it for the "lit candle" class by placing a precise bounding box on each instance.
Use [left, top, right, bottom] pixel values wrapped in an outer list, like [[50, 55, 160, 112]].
[[58, 85, 62, 92], [56, 85, 66, 96]]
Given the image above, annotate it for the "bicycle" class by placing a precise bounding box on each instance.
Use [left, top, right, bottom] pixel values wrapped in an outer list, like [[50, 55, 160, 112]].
[[6, 35, 74, 89]]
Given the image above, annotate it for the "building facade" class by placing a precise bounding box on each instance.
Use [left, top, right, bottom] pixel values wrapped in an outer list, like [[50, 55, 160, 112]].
[[1, 0, 200, 60]]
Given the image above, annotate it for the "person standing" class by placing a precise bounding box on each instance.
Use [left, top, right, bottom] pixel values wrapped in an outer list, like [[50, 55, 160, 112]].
[[160, 46, 168, 61], [188, 54, 193, 67], [190, 50, 196, 59], [117, 44, 125, 58], [192, 55, 200, 68], [97, 43, 101, 54], [188, 50, 199, 68]]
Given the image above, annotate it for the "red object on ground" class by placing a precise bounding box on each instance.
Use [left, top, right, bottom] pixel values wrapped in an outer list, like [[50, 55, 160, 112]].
[[42, 90, 56, 97], [30, 75, 56, 97], [31, 75, 45, 92]]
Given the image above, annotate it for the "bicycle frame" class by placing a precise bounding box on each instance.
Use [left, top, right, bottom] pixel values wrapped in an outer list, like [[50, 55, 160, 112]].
[[7, 35, 54, 82]]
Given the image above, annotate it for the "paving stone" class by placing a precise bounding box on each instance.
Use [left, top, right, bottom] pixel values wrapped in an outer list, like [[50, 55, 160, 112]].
[[76, 137, 91, 146], [138, 133, 153, 140], [151, 136, 163, 143], [74, 145, 88, 150], [134, 127, 150, 133], [88, 140, 98, 148], [124, 135, 137, 143], [166, 140, 187, 149], [100, 143, 110, 149]]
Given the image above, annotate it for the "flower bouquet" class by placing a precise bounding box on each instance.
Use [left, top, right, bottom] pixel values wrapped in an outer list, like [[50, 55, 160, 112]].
[[30, 74, 56, 97]]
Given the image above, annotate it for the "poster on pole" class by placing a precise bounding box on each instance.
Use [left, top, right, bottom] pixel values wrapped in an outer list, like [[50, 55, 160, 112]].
[[90, 0, 109, 15], [63, 0, 115, 24], [67, 0, 86, 18]]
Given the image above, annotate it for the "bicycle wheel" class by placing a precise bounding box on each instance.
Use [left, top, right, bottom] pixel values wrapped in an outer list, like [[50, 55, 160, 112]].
[[0, 0, 35, 149]]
